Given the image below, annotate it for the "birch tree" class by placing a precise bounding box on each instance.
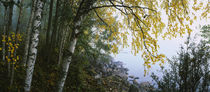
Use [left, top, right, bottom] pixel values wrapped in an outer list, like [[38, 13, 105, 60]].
[[57, 0, 98, 91], [57, 0, 208, 91], [24, 0, 44, 91], [22, 0, 37, 66]]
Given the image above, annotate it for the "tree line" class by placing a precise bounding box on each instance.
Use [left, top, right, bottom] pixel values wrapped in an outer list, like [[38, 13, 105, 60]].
[[151, 29, 210, 92]]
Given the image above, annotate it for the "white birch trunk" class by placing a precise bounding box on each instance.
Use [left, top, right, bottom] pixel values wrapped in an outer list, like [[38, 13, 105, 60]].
[[23, 0, 37, 66], [57, 36, 78, 92], [56, 1, 97, 91], [24, 0, 43, 92]]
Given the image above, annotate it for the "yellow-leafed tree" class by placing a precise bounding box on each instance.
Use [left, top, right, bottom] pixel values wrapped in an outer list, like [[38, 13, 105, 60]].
[[57, 0, 209, 92]]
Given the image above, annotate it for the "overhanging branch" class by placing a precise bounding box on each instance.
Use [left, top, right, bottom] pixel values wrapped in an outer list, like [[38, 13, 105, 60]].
[[90, 4, 157, 12], [94, 9, 109, 27]]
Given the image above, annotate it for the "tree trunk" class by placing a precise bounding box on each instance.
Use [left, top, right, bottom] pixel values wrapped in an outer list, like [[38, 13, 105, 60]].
[[22, 0, 37, 66], [49, 0, 60, 62], [46, 0, 54, 45], [7, 0, 13, 33], [2, 2, 9, 63], [57, 27, 65, 66], [56, 0, 97, 91], [10, 0, 25, 87], [57, 36, 78, 92], [58, 24, 69, 66], [24, 0, 44, 92], [7, 0, 14, 78], [15, 0, 24, 35], [50, 0, 59, 47], [10, 64, 15, 86], [46, 0, 54, 62]]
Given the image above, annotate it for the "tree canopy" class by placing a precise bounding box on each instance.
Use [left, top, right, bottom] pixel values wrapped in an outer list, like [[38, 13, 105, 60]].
[[75, 0, 209, 72]]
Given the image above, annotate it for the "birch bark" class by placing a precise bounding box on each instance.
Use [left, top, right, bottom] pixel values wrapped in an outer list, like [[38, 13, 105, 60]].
[[57, 35, 78, 92], [22, 0, 37, 66], [57, 0, 97, 91], [57, 20, 80, 92], [24, 0, 44, 92]]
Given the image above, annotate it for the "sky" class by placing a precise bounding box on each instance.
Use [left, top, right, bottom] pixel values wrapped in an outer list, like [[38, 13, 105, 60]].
[[112, 24, 208, 83], [111, 1, 210, 83]]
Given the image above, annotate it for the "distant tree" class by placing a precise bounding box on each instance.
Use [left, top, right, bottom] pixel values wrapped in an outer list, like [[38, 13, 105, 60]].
[[201, 25, 210, 43], [151, 37, 210, 92]]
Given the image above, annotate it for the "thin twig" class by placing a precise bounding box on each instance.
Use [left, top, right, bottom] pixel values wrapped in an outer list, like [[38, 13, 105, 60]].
[[94, 9, 109, 26], [90, 4, 157, 12]]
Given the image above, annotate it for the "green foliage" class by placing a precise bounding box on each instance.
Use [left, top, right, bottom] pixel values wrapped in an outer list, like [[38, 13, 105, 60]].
[[151, 37, 210, 92], [201, 25, 210, 43]]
